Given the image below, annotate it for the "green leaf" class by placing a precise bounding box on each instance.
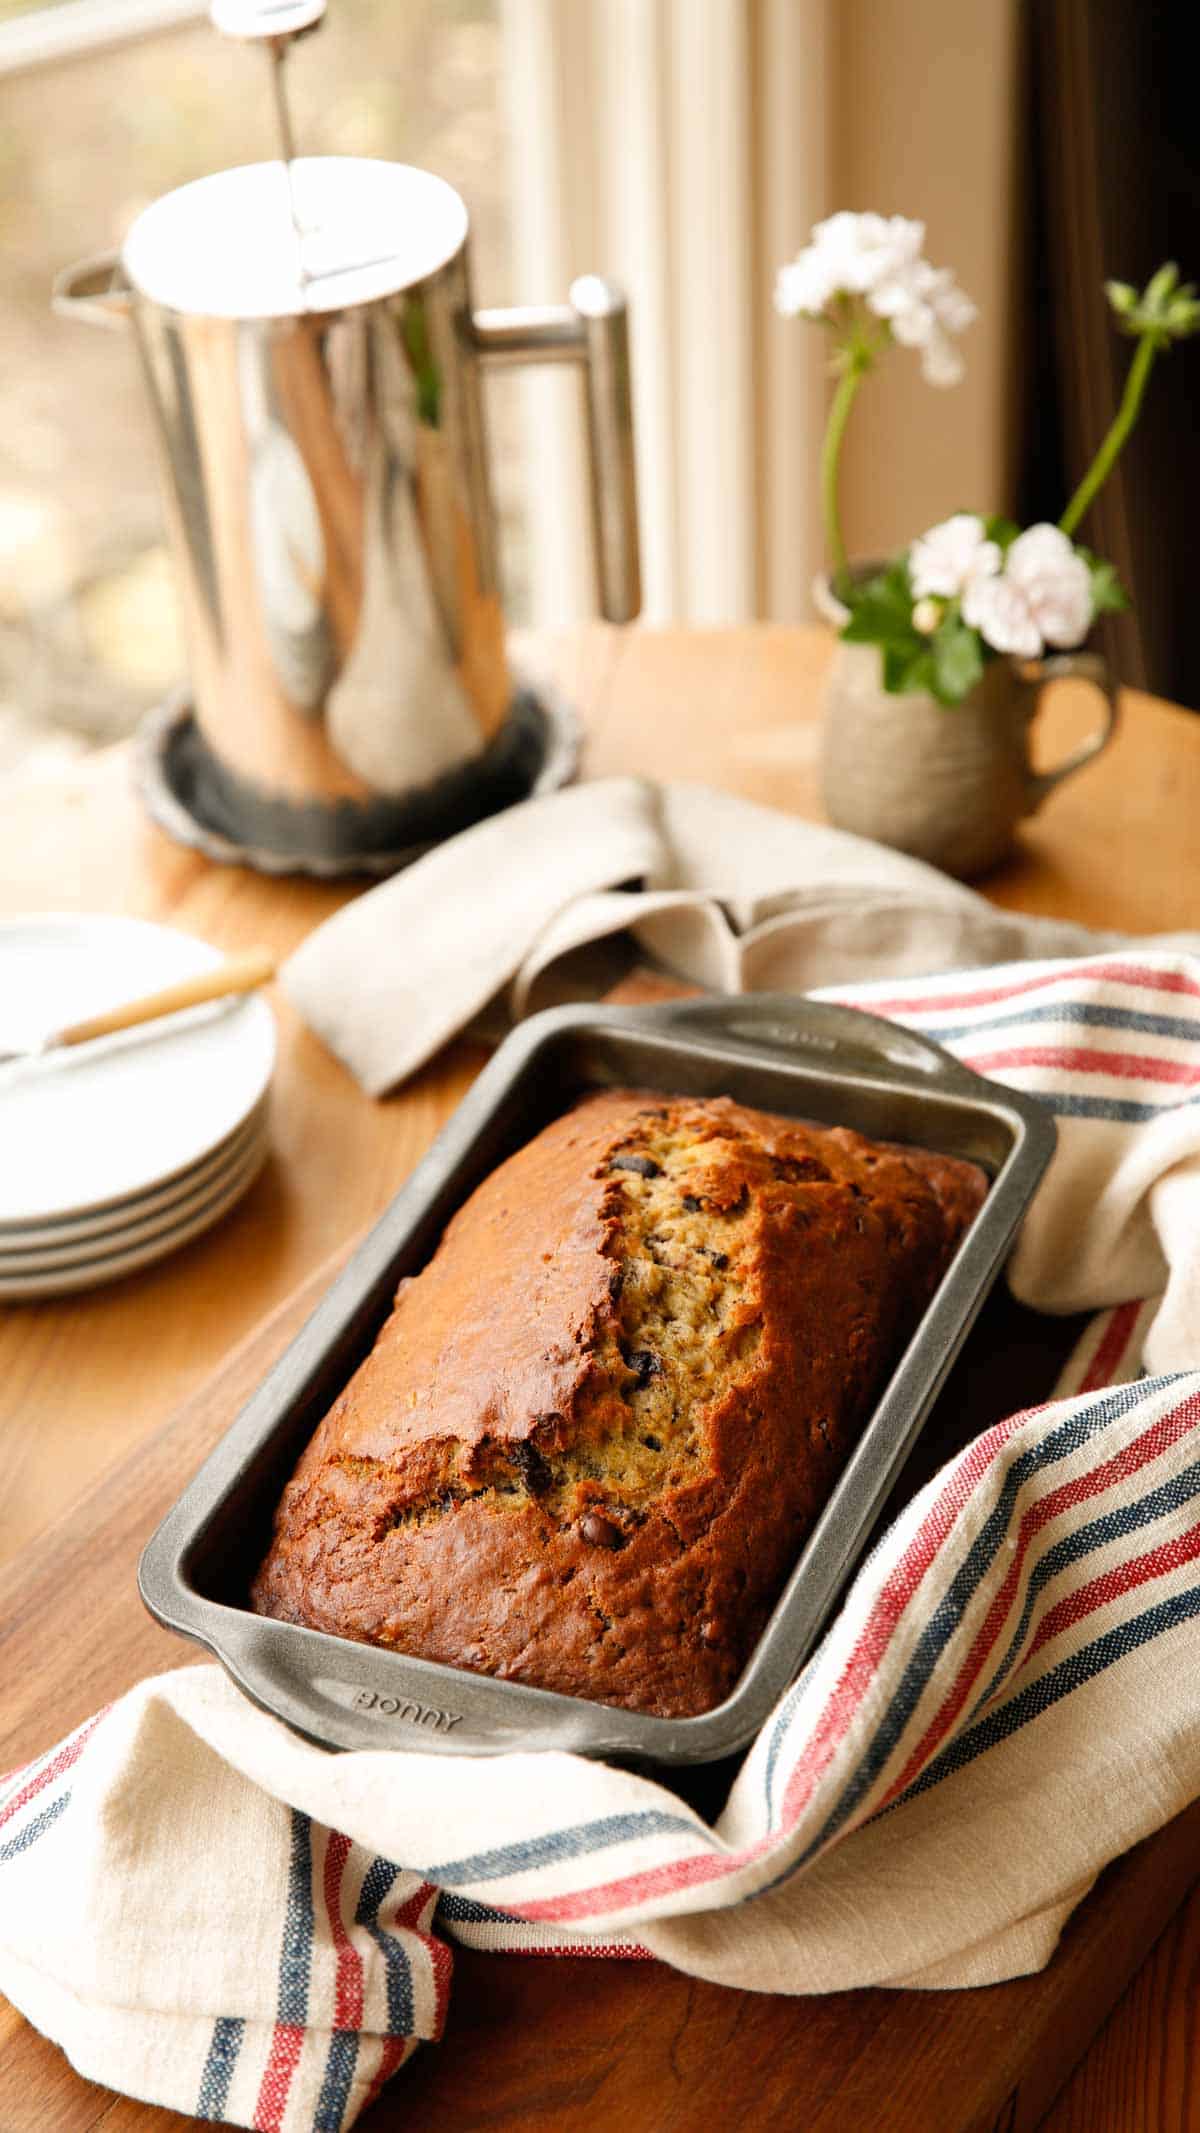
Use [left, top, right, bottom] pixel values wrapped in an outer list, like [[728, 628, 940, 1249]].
[[841, 560, 914, 645], [840, 556, 987, 702], [983, 514, 1020, 552], [1075, 546, 1129, 615], [931, 619, 985, 704], [882, 642, 937, 697], [842, 556, 949, 699], [881, 643, 913, 692], [1087, 557, 1129, 615], [842, 599, 903, 646]]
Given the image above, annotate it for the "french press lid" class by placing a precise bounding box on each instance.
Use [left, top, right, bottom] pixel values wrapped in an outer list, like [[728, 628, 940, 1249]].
[[121, 159, 469, 319], [121, 0, 469, 319]]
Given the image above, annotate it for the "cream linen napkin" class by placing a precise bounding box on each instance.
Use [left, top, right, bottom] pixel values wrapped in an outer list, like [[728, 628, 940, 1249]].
[[7, 952, 1200, 2131], [283, 778, 1119, 1094]]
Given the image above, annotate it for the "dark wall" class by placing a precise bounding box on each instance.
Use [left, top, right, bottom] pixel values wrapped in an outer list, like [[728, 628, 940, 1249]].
[[1022, 0, 1200, 708]]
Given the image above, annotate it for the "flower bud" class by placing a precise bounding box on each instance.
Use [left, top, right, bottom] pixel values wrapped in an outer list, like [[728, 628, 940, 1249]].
[[912, 596, 942, 635], [1108, 260, 1200, 345], [1145, 261, 1180, 311]]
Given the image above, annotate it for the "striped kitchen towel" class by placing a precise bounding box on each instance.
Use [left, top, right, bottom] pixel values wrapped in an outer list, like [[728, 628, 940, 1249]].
[[5, 947, 1200, 2132]]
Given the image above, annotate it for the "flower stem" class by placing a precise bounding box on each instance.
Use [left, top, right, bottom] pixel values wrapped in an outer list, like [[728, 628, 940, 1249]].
[[822, 358, 867, 597], [1059, 331, 1158, 538]]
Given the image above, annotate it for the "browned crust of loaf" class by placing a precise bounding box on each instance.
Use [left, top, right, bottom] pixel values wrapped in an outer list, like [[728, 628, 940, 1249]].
[[251, 1090, 987, 1718]]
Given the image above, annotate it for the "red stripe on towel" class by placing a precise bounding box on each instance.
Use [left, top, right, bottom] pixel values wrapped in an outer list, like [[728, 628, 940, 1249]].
[[965, 1045, 1200, 1086], [1079, 1301, 1145, 1393], [362, 2036, 412, 2115], [253, 2024, 305, 2132], [0, 1708, 109, 1833], [323, 1830, 364, 2031], [859, 961, 1200, 1019]]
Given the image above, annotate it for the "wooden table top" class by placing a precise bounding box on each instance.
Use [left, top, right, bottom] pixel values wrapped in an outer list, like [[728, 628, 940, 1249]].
[[2, 622, 1199, 2130]]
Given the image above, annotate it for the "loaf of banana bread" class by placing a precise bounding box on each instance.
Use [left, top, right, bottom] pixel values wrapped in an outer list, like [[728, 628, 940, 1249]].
[[251, 1089, 986, 1719]]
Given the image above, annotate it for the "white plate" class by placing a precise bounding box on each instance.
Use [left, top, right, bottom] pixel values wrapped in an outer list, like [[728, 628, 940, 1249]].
[[0, 1095, 269, 1249], [0, 1136, 269, 1299], [0, 1125, 269, 1271], [0, 915, 275, 1225], [0, 1129, 267, 1272]]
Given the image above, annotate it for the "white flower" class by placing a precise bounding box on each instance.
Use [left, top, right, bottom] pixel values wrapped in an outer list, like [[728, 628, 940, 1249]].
[[814, 211, 926, 295], [918, 324, 967, 389], [1005, 524, 1094, 648], [775, 212, 975, 387], [909, 514, 1000, 600], [962, 574, 1044, 659], [774, 249, 840, 319], [871, 260, 977, 386], [774, 211, 925, 318], [962, 523, 1094, 659]]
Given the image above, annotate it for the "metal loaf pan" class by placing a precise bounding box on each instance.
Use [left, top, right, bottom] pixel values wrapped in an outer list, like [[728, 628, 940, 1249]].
[[140, 994, 1057, 1767]]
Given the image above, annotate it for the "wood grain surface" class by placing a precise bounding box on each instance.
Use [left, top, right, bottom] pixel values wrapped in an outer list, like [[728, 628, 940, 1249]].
[[3, 622, 1200, 2130]]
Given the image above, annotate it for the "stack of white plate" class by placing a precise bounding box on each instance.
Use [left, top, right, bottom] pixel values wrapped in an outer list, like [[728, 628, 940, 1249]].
[[0, 914, 275, 1300]]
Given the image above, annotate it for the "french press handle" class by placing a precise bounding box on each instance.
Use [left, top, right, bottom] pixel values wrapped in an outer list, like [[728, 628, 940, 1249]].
[[472, 279, 642, 624]]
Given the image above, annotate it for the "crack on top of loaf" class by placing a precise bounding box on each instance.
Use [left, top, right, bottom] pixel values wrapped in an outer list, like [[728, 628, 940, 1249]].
[[374, 1097, 936, 1546]]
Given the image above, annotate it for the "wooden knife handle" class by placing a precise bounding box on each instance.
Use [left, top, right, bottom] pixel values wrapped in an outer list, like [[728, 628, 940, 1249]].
[[56, 949, 276, 1048]]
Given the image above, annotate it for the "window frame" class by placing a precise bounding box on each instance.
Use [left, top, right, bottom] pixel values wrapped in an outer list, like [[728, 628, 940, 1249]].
[[0, 0, 206, 78]]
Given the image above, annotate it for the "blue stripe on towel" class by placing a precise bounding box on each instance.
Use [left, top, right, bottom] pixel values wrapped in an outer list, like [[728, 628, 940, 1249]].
[[196, 2016, 244, 2121]]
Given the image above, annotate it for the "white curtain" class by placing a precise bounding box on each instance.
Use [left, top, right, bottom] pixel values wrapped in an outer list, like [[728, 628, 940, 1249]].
[[498, 0, 833, 625]]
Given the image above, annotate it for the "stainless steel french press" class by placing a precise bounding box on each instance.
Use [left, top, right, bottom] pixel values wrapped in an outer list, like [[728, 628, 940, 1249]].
[[55, 0, 640, 870]]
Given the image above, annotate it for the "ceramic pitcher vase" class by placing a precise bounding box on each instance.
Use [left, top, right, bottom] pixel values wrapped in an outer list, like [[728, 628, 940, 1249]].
[[817, 588, 1119, 880]]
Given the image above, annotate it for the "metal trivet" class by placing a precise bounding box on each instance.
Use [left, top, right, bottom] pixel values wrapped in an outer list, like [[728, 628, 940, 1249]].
[[135, 685, 581, 879]]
